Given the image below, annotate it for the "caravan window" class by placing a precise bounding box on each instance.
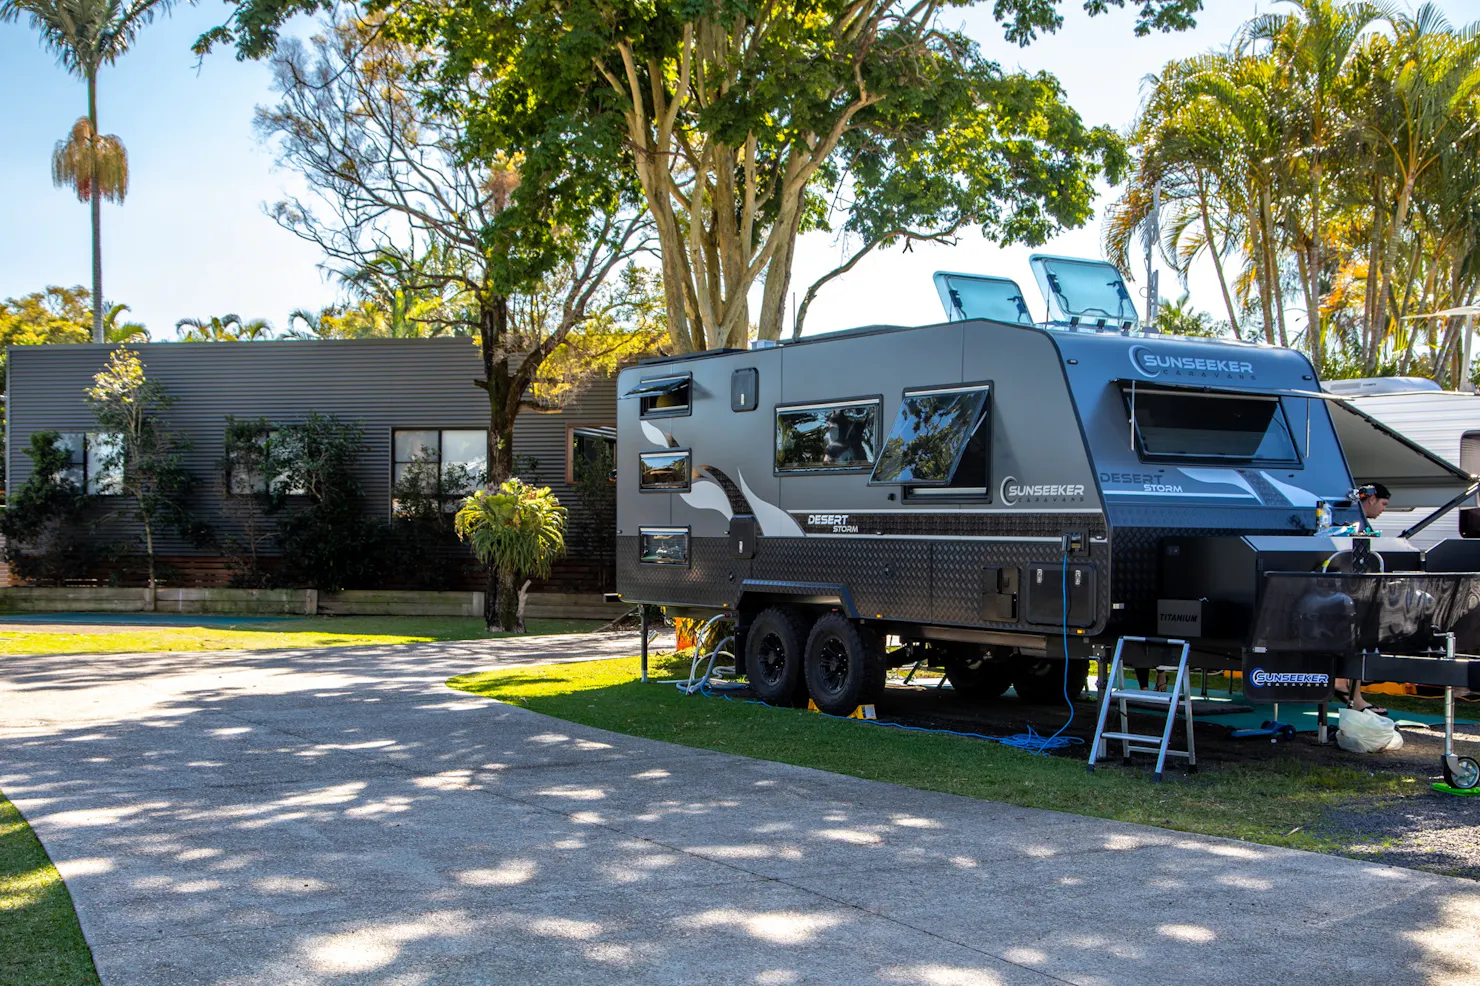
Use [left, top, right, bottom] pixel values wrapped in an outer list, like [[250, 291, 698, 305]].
[[624, 374, 691, 418], [639, 450, 691, 491], [871, 386, 991, 486], [1123, 386, 1299, 464], [639, 528, 689, 565], [775, 400, 880, 473]]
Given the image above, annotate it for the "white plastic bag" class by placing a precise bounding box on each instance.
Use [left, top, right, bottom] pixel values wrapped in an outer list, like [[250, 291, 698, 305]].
[[1336, 707, 1404, 753]]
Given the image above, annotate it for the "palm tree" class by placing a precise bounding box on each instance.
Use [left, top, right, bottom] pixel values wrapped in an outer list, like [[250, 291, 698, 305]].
[[454, 479, 567, 632], [103, 301, 148, 342], [176, 314, 275, 341], [1241, 0, 1383, 375], [1, 0, 179, 344]]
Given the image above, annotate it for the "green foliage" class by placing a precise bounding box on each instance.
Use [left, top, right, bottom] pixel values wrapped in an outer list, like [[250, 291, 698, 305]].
[[0, 789, 101, 986], [570, 440, 616, 591], [1154, 295, 1225, 338], [0, 432, 100, 585], [176, 313, 275, 341], [1107, 2, 1480, 382], [271, 413, 391, 591], [218, 416, 282, 587], [85, 348, 210, 587], [455, 479, 567, 630]]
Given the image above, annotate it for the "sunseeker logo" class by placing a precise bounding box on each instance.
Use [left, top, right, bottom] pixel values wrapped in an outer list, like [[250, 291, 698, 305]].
[[1249, 668, 1331, 687], [1000, 476, 1086, 505], [1130, 344, 1255, 379]]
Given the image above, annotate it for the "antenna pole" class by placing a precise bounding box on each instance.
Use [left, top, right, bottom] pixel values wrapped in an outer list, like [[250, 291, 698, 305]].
[[1144, 181, 1161, 332]]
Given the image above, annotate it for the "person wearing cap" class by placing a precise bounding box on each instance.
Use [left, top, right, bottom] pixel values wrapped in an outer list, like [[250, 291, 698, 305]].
[[1335, 483, 1392, 715]]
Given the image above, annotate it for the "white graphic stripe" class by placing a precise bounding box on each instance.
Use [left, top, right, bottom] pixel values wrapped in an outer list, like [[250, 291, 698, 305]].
[[737, 470, 804, 536]]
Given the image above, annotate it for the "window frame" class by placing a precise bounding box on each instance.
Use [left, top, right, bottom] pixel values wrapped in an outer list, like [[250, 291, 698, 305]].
[[626, 373, 693, 419], [773, 395, 883, 477], [1120, 384, 1302, 468], [566, 424, 617, 485], [390, 427, 490, 515], [54, 431, 123, 495], [638, 526, 691, 566], [638, 448, 692, 492], [868, 383, 993, 488]]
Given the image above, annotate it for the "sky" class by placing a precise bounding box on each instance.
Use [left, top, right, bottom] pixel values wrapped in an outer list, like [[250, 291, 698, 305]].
[[1, 1, 1474, 340]]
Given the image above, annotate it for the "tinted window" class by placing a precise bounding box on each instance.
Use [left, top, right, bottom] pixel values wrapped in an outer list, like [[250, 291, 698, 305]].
[[639, 450, 690, 490], [639, 528, 689, 565], [1127, 388, 1298, 463], [872, 388, 990, 485], [775, 401, 879, 473]]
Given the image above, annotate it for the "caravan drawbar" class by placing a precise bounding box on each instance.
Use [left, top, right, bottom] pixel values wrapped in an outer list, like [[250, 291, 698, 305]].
[[614, 257, 1480, 732]]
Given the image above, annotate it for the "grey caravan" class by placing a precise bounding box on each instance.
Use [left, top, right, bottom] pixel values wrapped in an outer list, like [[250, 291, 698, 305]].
[[613, 256, 1475, 716]]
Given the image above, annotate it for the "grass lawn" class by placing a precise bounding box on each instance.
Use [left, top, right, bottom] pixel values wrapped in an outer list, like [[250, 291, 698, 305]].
[[449, 652, 1419, 853], [0, 791, 98, 986], [0, 616, 605, 657]]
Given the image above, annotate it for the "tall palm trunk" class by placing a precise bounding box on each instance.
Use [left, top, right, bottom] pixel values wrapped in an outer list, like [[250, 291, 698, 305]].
[[88, 70, 103, 344], [1196, 176, 1241, 337]]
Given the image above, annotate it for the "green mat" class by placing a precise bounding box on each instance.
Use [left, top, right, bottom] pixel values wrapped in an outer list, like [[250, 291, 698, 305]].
[[1195, 700, 1474, 734]]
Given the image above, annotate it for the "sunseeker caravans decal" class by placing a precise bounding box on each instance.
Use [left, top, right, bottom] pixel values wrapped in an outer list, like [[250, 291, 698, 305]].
[[998, 476, 1088, 506], [1129, 344, 1257, 381]]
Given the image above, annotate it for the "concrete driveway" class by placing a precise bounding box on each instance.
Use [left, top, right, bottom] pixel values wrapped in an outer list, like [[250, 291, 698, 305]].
[[2, 633, 1477, 986]]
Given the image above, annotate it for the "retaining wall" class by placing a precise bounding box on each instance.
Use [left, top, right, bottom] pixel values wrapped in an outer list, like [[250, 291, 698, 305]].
[[0, 588, 628, 620]]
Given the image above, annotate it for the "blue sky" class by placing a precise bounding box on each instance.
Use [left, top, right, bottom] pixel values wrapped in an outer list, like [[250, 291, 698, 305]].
[[1, 1, 1473, 339]]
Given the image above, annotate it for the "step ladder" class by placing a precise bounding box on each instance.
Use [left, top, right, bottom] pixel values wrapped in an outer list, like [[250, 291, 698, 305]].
[[1088, 636, 1196, 781]]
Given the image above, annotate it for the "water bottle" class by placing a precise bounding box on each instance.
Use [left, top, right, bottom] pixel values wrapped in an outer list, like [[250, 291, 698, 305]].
[[1315, 500, 1333, 533]]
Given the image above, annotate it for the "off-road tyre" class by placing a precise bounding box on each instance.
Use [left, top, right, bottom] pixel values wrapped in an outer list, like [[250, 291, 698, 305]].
[[941, 645, 1016, 700], [804, 613, 886, 716], [743, 606, 811, 706], [1012, 657, 1090, 704]]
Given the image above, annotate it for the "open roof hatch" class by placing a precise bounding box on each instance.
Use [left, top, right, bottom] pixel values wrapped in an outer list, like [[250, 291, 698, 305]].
[[1029, 255, 1139, 332], [932, 272, 1034, 325]]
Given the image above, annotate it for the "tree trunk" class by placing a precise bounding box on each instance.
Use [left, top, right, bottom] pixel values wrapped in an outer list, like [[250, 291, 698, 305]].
[[477, 293, 515, 630], [1374, 175, 1416, 375], [88, 71, 104, 344], [494, 565, 522, 632], [1363, 175, 1384, 374], [1197, 179, 1240, 337]]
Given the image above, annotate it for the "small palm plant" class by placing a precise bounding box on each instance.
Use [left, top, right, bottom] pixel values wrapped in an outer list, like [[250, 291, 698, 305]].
[[454, 479, 567, 632]]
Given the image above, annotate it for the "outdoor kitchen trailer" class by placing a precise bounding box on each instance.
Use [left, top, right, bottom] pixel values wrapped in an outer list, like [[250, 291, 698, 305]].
[[614, 258, 1480, 777]]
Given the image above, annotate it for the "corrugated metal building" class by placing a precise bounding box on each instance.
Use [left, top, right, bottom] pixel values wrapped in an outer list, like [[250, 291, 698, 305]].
[[5, 338, 617, 590]]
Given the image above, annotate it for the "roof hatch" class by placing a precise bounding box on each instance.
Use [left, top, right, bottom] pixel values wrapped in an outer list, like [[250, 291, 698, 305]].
[[1029, 255, 1139, 331]]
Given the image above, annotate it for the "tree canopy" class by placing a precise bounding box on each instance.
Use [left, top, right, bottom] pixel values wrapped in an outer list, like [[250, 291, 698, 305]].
[[1106, 1, 1480, 383], [202, 0, 1200, 352]]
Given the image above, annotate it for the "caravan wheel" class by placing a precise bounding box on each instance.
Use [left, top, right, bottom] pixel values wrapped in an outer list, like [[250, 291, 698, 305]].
[[941, 646, 1015, 700], [743, 607, 810, 706], [1012, 658, 1090, 704], [804, 614, 886, 716]]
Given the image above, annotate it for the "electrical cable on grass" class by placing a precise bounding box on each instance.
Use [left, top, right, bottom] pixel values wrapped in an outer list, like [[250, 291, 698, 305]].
[[658, 563, 1085, 755]]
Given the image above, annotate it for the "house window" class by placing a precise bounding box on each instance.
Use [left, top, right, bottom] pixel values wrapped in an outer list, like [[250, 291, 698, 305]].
[[775, 399, 881, 473], [871, 386, 991, 487], [392, 429, 489, 513], [568, 425, 617, 484], [638, 450, 690, 491], [55, 431, 122, 494]]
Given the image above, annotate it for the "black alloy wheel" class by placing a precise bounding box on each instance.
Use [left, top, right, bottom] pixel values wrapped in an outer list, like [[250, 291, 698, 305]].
[[803, 613, 886, 716], [940, 644, 1016, 700], [742, 606, 810, 706], [1011, 657, 1090, 705]]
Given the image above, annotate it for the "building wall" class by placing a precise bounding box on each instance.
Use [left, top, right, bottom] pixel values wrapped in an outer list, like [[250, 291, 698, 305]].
[[6, 338, 617, 588]]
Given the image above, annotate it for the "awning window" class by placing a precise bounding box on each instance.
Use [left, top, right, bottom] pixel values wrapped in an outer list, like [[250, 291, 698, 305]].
[[871, 385, 991, 486], [1121, 383, 1299, 465], [623, 374, 691, 418]]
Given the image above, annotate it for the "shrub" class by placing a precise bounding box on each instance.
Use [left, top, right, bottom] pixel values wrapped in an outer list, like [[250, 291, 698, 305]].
[[0, 431, 101, 584], [455, 479, 567, 631]]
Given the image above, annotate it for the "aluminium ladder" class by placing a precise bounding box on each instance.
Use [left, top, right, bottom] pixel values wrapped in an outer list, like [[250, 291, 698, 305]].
[[1087, 636, 1196, 781]]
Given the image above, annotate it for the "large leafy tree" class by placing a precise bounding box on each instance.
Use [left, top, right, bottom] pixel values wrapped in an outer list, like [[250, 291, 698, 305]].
[[200, 0, 1200, 353], [255, 17, 650, 482], [1, 0, 181, 342]]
